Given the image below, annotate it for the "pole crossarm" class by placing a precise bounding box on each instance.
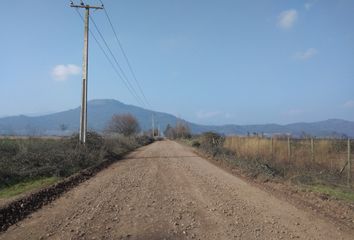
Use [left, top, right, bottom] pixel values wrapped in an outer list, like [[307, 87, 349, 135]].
[[70, 4, 104, 10]]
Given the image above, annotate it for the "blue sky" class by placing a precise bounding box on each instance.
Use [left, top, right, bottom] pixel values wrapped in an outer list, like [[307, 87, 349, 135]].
[[1, 0, 354, 125]]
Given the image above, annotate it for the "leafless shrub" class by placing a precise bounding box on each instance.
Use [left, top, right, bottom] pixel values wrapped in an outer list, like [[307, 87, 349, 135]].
[[0, 132, 152, 189], [106, 114, 140, 136], [164, 122, 191, 139]]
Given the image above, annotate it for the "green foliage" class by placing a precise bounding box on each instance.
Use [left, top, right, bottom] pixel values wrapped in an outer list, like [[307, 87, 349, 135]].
[[307, 185, 354, 202], [0, 177, 59, 199], [0, 139, 20, 158]]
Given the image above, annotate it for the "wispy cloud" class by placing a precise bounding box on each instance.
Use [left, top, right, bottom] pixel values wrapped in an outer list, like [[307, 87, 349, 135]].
[[52, 64, 81, 81], [343, 100, 354, 109], [293, 48, 318, 60], [277, 9, 298, 30]]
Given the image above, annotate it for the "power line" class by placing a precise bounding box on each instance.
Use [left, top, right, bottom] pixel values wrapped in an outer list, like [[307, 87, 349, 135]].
[[77, 0, 146, 106], [75, 1, 157, 135], [74, 8, 145, 106], [89, 14, 147, 107], [99, 0, 151, 107]]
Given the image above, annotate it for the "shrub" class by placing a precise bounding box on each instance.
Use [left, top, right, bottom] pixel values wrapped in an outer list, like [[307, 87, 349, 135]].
[[106, 114, 140, 136], [191, 140, 200, 148], [0, 132, 152, 190]]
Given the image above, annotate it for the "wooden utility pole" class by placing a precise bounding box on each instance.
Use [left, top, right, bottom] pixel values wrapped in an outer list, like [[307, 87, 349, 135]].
[[70, 1, 103, 144]]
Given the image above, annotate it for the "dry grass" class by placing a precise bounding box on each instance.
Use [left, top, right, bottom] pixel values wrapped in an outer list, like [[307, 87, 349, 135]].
[[224, 136, 353, 178]]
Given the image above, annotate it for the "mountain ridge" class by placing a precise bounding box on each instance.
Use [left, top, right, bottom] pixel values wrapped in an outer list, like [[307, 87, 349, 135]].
[[0, 99, 353, 137]]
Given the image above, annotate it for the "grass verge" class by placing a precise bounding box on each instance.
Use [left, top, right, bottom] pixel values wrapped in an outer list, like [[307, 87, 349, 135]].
[[307, 184, 354, 202], [0, 177, 60, 199]]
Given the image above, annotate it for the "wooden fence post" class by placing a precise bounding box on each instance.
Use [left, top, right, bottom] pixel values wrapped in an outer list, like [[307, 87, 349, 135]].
[[348, 138, 351, 187], [271, 137, 274, 161], [288, 136, 291, 163], [311, 138, 314, 163]]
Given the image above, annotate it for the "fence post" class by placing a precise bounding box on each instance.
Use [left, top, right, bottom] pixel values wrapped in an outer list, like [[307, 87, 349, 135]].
[[348, 138, 351, 187], [288, 136, 291, 163], [311, 138, 314, 163], [271, 136, 274, 161]]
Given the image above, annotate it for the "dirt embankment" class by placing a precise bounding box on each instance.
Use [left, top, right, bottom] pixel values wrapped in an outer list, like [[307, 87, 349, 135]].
[[1, 140, 353, 240]]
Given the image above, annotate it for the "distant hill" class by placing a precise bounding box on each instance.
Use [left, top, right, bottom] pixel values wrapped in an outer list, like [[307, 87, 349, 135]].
[[0, 99, 353, 137]]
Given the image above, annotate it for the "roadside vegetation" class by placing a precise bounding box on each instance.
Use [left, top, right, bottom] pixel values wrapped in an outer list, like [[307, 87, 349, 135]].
[[0, 177, 59, 199], [0, 114, 153, 199], [164, 122, 191, 139], [178, 132, 354, 203]]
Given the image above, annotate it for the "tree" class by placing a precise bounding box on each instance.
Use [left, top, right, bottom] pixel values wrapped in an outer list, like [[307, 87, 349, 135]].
[[164, 122, 191, 139], [164, 124, 176, 139], [175, 121, 191, 139], [106, 114, 140, 136]]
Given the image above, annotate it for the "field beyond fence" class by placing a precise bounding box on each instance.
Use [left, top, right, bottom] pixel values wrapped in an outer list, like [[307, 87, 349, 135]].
[[224, 136, 353, 186]]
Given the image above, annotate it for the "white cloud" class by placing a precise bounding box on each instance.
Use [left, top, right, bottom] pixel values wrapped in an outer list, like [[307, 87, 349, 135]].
[[343, 100, 354, 109], [293, 48, 318, 60], [277, 9, 298, 30], [52, 64, 81, 81]]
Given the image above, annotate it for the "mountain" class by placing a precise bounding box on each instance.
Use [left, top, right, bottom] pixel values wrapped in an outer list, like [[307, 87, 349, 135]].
[[0, 99, 353, 137], [0, 99, 179, 136]]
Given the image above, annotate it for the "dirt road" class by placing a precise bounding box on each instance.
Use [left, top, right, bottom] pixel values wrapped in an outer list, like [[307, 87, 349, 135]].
[[1, 140, 352, 240]]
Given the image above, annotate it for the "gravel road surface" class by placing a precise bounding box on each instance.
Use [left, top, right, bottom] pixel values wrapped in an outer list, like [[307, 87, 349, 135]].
[[1, 140, 352, 240]]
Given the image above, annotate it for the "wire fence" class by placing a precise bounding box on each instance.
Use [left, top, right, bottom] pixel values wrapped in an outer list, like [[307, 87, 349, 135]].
[[224, 136, 353, 186]]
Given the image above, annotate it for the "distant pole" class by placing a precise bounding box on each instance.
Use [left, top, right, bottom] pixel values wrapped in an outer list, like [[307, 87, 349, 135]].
[[271, 136, 274, 161], [287, 136, 291, 163], [70, 1, 103, 144], [152, 114, 155, 137], [311, 138, 314, 163], [348, 138, 351, 187]]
